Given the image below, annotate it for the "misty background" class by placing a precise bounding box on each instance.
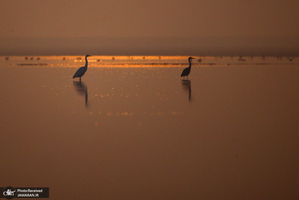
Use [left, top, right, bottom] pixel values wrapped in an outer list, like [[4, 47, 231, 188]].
[[1, 0, 298, 55]]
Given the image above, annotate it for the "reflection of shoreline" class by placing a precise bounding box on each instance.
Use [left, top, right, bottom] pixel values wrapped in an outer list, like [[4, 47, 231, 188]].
[[181, 80, 191, 101], [73, 81, 88, 107], [17, 63, 48, 66]]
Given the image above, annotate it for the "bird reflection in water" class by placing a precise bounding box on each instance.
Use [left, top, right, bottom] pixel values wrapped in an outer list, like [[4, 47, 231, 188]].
[[73, 81, 88, 107], [181, 80, 192, 101]]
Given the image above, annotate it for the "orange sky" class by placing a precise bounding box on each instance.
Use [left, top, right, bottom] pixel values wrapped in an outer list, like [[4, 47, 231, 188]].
[[1, 0, 298, 38], [0, 0, 298, 55]]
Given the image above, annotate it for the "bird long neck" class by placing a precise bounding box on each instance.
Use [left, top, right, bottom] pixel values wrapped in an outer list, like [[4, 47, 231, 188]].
[[85, 56, 88, 68], [188, 59, 192, 68]]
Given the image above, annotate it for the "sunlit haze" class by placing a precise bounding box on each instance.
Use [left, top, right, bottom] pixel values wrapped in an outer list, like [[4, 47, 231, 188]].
[[1, 0, 298, 55]]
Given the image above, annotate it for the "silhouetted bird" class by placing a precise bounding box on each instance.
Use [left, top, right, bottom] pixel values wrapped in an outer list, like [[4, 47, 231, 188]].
[[181, 57, 195, 79], [73, 55, 91, 81]]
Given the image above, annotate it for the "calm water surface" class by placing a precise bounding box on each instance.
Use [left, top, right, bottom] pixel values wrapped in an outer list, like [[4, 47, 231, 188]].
[[0, 56, 298, 199]]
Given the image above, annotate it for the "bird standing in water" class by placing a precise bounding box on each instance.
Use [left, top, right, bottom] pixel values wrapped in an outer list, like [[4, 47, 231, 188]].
[[181, 57, 195, 79], [73, 55, 91, 81]]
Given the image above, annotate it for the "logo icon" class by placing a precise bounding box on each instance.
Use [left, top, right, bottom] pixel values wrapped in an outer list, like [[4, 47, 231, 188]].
[[2, 186, 16, 199]]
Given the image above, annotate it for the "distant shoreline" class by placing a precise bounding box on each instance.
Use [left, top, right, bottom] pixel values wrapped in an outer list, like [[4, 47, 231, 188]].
[[2, 55, 298, 68], [1, 36, 298, 56]]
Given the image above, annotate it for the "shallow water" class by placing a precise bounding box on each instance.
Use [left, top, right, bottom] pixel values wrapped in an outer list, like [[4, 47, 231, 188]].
[[0, 56, 298, 199]]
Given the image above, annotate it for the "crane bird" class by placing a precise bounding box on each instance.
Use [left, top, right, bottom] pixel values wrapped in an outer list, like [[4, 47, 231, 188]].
[[181, 57, 195, 79], [73, 55, 91, 81]]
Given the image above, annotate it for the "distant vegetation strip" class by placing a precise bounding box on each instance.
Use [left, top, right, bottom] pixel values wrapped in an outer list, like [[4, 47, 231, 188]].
[[15, 62, 298, 67], [17, 63, 48, 66]]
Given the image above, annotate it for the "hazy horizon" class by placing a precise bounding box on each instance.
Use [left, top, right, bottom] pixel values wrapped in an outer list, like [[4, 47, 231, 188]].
[[1, 36, 299, 56], [1, 1, 298, 56]]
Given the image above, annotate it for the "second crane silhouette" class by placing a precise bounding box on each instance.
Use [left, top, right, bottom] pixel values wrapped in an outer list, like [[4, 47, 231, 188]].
[[73, 55, 91, 82], [181, 57, 195, 79]]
